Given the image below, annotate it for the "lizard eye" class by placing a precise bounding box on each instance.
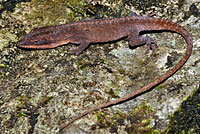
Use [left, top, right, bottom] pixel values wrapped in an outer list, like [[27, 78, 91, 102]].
[[32, 40, 50, 45], [34, 40, 39, 44], [31, 39, 39, 44]]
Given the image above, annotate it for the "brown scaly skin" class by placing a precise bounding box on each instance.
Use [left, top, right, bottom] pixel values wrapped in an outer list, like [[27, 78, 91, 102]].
[[17, 13, 193, 132]]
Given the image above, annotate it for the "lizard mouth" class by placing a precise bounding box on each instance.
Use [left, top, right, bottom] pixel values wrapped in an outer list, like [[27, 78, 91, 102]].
[[17, 37, 71, 49], [17, 39, 54, 49]]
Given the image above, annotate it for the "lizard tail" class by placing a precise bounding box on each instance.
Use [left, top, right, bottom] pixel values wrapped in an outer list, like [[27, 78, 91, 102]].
[[142, 17, 193, 82], [59, 18, 193, 132]]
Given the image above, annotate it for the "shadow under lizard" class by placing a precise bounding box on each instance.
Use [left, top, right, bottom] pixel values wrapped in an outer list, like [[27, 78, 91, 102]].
[[17, 12, 193, 132]]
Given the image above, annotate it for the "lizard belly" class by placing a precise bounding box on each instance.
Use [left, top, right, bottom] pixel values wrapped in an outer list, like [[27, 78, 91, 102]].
[[81, 23, 127, 43], [89, 29, 126, 43]]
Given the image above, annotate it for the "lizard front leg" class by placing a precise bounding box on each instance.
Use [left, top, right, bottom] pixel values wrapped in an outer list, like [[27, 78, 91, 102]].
[[68, 33, 91, 55]]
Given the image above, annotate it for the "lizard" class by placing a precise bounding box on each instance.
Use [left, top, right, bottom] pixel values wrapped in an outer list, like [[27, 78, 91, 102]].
[[17, 12, 193, 131]]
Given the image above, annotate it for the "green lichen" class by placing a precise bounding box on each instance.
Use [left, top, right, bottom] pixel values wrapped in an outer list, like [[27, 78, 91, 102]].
[[155, 85, 163, 90], [76, 60, 91, 70], [0, 64, 9, 68], [20, 0, 95, 27], [65, 0, 95, 21], [93, 103, 159, 133], [16, 96, 30, 117], [166, 87, 200, 133], [98, 58, 105, 63], [0, 28, 17, 49], [16, 96, 53, 118], [127, 104, 159, 133]]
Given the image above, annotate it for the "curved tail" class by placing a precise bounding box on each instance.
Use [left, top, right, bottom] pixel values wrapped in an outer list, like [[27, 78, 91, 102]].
[[59, 17, 193, 131]]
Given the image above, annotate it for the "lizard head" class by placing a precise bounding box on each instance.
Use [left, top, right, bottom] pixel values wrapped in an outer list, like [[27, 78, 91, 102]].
[[17, 26, 69, 49]]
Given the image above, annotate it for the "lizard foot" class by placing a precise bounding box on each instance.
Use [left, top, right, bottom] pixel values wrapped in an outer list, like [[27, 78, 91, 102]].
[[144, 36, 157, 55], [147, 12, 159, 17], [69, 47, 82, 55], [68, 41, 90, 55]]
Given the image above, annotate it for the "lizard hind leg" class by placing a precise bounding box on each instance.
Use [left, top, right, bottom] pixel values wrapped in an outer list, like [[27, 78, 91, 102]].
[[128, 35, 157, 55], [144, 36, 157, 54]]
